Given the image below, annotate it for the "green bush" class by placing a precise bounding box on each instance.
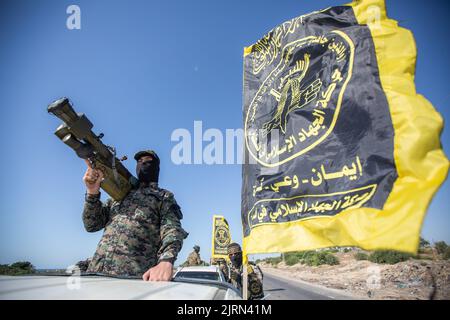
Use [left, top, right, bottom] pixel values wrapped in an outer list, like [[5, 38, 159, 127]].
[[277, 251, 340, 267], [298, 251, 339, 266], [297, 251, 315, 261], [0, 261, 35, 275], [265, 257, 282, 266], [443, 247, 450, 260], [368, 250, 412, 264], [434, 241, 448, 255], [420, 237, 430, 248], [284, 254, 300, 266], [308, 252, 339, 266], [326, 254, 340, 265], [354, 252, 369, 260], [0, 265, 10, 274]]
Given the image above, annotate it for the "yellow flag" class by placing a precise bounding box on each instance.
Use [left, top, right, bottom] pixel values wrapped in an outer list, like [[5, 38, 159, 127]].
[[241, 0, 449, 256], [211, 215, 232, 260]]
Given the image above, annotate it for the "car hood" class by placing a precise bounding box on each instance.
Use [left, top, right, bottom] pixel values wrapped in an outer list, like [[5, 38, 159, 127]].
[[0, 275, 241, 300]]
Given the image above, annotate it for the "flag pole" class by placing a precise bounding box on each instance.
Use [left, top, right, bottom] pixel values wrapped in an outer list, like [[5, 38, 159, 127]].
[[242, 235, 249, 300], [243, 256, 248, 300]]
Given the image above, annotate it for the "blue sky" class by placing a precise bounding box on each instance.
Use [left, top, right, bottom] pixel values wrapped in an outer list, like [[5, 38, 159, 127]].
[[0, 0, 448, 269]]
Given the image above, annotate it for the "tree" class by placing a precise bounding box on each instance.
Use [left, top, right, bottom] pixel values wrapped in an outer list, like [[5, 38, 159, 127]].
[[420, 237, 430, 248], [0, 261, 35, 275], [434, 241, 448, 255]]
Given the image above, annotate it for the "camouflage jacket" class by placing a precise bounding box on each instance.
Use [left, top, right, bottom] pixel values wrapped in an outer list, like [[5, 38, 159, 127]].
[[229, 262, 264, 300], [82, 182, 188, 276], [186, 251, 202, 266]]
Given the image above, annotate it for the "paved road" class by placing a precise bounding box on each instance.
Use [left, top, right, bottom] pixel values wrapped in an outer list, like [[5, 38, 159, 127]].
[[262, 271, 353, 300]]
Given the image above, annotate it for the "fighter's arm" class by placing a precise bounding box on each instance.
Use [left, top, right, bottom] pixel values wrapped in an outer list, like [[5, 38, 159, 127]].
[[82, 195, 112, 232], [143, 192, 188, 282], [157, 192, 188, 263], [81, 159, 111, 232]]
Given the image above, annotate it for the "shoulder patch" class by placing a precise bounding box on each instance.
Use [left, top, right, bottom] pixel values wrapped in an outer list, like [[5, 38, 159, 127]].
[[158, 188, 183, 220], [161, 189, 174, 199]]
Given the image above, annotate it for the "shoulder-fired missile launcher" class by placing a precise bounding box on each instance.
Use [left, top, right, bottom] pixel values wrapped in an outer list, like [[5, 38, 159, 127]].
[[47, 97, 138, 201]]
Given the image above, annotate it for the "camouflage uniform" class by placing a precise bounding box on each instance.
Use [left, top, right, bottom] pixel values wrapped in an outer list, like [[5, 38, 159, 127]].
[[229, 262, 264, 300], [216, 258, 230, 282], [75, 258, 92, 273], [186, 251, 202, 266], [227, 243, 264, 300], [83, 182, 188, 276]]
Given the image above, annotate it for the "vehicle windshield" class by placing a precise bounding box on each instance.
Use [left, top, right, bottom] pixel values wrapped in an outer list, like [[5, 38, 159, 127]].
[[175, 271, 219, 281]]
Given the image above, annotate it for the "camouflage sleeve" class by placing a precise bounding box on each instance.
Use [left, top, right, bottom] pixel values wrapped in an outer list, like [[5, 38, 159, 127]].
[[82, 192, 112, 232], [157, 192, 189, 264], [248, 269, 260, 282], [247, 264, 264, 299]]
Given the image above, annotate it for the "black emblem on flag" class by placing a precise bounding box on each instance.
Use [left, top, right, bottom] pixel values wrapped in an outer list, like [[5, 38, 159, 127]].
[[242, 6, 398, 237]]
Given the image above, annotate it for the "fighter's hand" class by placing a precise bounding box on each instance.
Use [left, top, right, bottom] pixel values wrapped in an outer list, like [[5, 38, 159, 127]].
[[142, 261, 173, 282], [230, 271, 241, 282], [83, 159, 104, 195]]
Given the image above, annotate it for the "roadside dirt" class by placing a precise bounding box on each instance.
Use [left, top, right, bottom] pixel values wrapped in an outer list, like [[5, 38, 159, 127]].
[[259, 251, 450, 300]]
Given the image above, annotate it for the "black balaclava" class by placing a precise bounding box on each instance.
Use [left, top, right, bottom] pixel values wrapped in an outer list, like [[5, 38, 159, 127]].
[[230, 252, 243, 267], [228, 243, 243, 267], [136, 158, 160, 183]]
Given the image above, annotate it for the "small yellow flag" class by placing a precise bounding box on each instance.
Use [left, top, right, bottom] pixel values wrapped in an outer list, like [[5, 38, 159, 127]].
[[211, 215, 232, 260]]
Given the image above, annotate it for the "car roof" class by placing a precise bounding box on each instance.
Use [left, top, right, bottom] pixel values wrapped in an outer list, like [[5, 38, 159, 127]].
[[176, 266, 220, 273], [0, 275, 240, 300]]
